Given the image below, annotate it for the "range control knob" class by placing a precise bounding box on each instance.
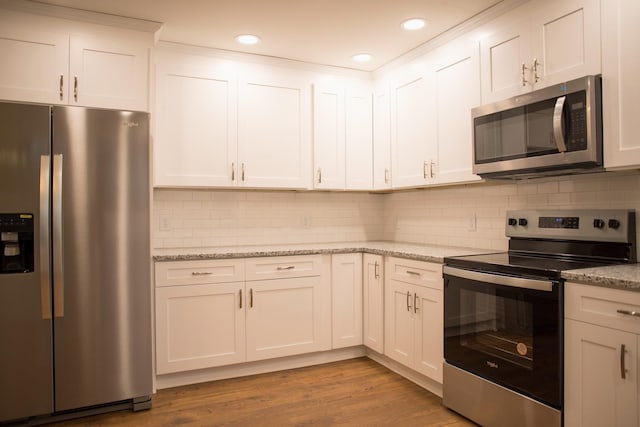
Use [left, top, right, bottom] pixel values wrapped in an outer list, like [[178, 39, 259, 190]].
[[508, 218, 518, 226], [518, 218, 528, 227], [593, 219, 605, 229], [608, 219, 621, 229]]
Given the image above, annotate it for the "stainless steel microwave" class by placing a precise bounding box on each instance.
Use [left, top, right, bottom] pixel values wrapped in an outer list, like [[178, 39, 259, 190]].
[[472, 75, 602, 179]]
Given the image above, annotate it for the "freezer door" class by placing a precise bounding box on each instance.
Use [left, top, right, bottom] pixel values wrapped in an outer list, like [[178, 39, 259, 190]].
[[52, 106, 152, 411], [0, 102, 53, 422]]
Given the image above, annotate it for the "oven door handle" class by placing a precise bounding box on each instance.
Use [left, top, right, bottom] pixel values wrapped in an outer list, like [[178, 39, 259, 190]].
[[443, 266, 556, 292]]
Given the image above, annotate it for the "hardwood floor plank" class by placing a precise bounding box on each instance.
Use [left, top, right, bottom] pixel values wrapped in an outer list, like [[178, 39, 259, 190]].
[[49, 358, 475, 426]]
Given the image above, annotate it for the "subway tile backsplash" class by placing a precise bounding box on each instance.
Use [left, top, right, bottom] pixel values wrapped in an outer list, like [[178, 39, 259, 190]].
[[152, 171, 640, 252]]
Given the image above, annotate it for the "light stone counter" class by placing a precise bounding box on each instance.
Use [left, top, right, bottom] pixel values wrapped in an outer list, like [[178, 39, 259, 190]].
[[562, 264, 640, 292], [152, 241, 492, 264]]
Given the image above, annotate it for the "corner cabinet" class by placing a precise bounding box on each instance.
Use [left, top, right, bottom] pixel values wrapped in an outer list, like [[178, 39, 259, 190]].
[[602, 0, 640, 170], [480, 0, 601, 103], [0, 15, 150, 111], [564, 282, 640, 427], [363, 254, 384, 353], [331, 253, 363, 349], [384, 257, 443, 383]]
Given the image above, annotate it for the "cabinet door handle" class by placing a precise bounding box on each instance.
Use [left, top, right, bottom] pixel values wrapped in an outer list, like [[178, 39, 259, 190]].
[[384, 168, 390, 184], [59, 75, 64, 101], [317, 168, 322, 184], [231, 162, 235, 181], [406, 291, 412, 312], [429, 160, 435, 178], [423, 161, 428, 179], [191, 271, 213, 276], [250, 288, 254, 308], [620, 344, 628, 379], [73, 75, 78, 101], [374, 261, 379, 279], [533, 58, 541, 83], [277, 265, 295, 271], [414, 292, 418, 314], [241, 163, 245, 181], [617, 309, 640, 318], [239, 289, 243, 309], [406, 270, 421, 277], [521, 63, 529, 87]]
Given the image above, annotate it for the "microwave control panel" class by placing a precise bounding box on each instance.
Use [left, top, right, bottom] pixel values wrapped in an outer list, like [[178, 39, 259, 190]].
[[565, 91, 587, 152]]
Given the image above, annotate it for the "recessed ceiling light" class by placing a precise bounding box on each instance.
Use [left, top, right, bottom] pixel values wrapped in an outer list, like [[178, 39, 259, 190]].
[[351, 53, 372, 63], [401, 18, 426, 31], [235, 34, 260, 45]]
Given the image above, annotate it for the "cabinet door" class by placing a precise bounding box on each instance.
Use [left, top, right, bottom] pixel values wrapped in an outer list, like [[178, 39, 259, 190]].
[[345, 88, 373, 190], [414, 287, 443, 382], [390, 66, 434, 188], [155, 283, 245, 374], [238, 68, 311, 189], [531, 0, 600, 88], [373, 85, 392, 190], [313, 84, 345, 190], [431, 40, 481, 185], [331, 253, 363, 349], [154, 51, 238, 187], [384, 279, 416, 366], [246, 276, 330, 361], [602, 0, 640, 170], [480, 20, 532, 104], [69, 36, 148, 111], [0, 24, 68, 104], [564, 319, 638, 427], [363, 254, 384, 353]]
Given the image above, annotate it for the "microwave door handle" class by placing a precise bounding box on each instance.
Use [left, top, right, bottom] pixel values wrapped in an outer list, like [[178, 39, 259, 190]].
[[553, 96, 568, 153]]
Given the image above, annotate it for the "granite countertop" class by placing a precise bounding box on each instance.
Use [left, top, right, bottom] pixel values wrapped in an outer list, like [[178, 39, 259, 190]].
[[562, 264, 640, 292], [152, 241, 490, 264]]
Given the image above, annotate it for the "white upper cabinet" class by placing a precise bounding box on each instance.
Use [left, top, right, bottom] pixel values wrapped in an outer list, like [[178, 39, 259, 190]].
[[313, 84, 345, 190], [238, 66, 312, 189], [373, 84, 392, 190], [480, 0, 601, 103], [345, 87, 373, 190], [602, 0, 640, 170], [430, 40, 481, 185], [0, 13, 150, 110], [154, 50, 237, 187], [390, 64, 436, 188]]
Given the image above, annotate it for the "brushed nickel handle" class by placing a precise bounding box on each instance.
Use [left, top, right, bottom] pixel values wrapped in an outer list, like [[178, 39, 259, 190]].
[[414, 292, 418, 314], [406, 270, 421, 277], [231, 162, 235, 181], [241, 163, 245, 181], [59, 75, 64, 101], [406, 291, 412, 312], [374, 261, 380, 279], [317, 168, 322, 184], [239, 289, 243, 309], [250, 288, 254, 308], [533, 58, 541, 83], [40, 156, 51, 319], [617, 309, 640, 318], [621, 344, 628, 379], [553, 96, 568, 152], [423, 161, 428, 179], [521, 63, 529, 87], [429, 160, 435, 178], [73, 75, 78, 101], [277, 266, 295, 271], [191, 271, 213, 276], [384, 168, 390, 184], [52, 154, 64, 318]]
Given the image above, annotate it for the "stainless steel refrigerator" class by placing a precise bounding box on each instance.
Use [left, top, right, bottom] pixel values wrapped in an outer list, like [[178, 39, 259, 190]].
[[0, 102, 152, 423]]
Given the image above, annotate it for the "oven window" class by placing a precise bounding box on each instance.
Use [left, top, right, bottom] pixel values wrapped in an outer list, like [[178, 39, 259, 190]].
[[459, 289, 533, 370]]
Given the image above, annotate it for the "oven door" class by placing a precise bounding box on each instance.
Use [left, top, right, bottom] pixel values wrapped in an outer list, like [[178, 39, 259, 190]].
[[443, 266, 562, 409]]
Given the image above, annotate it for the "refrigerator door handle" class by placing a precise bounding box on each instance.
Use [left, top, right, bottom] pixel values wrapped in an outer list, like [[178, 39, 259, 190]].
[[40, 155, 52, 320], [53, 154, 64, 318]]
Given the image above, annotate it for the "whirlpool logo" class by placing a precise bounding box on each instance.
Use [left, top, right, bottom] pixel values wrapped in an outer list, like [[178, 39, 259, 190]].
[[123, 121, 139, 128], [486, 361, 499, 369]]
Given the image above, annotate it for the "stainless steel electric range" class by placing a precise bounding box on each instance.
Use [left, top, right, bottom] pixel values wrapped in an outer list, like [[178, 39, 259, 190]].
[[442, 209, 636, 427]]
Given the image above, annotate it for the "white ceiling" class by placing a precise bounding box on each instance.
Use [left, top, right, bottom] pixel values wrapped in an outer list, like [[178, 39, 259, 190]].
[[33, 0, 503, 71]]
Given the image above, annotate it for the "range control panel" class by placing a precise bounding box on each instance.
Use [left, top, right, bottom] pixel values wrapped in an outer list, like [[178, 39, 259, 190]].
[[505, 209, 635, 243]]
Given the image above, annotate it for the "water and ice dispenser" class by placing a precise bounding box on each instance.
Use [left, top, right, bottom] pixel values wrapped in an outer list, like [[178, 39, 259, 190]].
[[0, 214, 34, 273]]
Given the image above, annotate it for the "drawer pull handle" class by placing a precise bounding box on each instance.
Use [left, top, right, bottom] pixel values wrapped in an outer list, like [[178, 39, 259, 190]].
[[191, 271, 213, 276], [621, 344, 628, 379], [406, 270, 421, 277], [277, 266, 295, 271], [617, 309, 640, 318]]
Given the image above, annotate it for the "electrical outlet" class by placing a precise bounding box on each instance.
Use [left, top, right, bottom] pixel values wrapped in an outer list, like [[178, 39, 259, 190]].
[[467, 214, 477, 232], [159, 215, 171, 231]]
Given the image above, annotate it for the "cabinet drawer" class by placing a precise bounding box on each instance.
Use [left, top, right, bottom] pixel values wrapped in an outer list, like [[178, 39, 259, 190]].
[[155, 259, 245, 287], [565, 282, 640, 334], [386, 257, 442, 290], [245, 255, 324, 281]]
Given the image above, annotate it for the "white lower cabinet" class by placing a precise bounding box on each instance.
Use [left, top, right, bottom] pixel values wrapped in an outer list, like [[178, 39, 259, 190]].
[[564, 282, 640, 427], [363, 254, 384, 353], [155, 255, 331, 374], [331, 253, 363, 349], [384, 257, 443, 383]]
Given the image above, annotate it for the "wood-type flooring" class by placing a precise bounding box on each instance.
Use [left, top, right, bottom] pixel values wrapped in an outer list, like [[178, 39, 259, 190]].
[[48, 357, 475, 426]]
